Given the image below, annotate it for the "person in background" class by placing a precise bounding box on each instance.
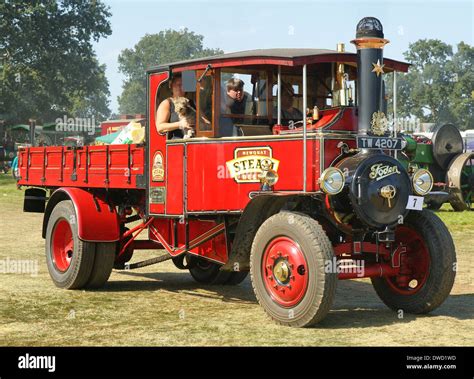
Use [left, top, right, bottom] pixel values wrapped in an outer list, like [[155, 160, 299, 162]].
[[11, 151, 19, 179], [274, 83, 303, 120]]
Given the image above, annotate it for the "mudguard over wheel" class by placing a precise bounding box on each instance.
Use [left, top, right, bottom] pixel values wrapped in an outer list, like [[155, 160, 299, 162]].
[[250, 212, 337, 327], [371, 210, 456, 313], [45, 200, 95, 289]]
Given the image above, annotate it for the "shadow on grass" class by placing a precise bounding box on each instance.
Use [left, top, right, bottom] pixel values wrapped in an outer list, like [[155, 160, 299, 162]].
[[98, 270, 473, 328], [320, 292, 474, 329], [103, 270, 257, 304], [323, 281, 473, 328]]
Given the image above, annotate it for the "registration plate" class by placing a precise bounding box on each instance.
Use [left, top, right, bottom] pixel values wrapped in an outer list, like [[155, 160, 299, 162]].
[[357, 136, 404, 150]]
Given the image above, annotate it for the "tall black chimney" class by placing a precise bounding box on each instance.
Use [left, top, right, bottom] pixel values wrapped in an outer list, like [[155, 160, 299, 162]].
[[351, 17, 389, 136]]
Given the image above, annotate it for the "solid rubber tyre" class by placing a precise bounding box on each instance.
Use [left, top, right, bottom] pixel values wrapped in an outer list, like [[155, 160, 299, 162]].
[[85, 242, 115, 289], [250, 212, 337, 327], [371, 210, 456, 313], [45, 200, 95, 289]]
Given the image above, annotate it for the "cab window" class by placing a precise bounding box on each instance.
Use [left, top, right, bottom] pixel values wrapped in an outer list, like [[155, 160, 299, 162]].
[[217, 69, 272, 136], [197, 73, 213, 133]]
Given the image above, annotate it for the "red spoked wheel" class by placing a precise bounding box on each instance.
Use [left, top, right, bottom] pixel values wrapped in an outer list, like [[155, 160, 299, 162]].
[[251, 212, 336, 327], [262, 237, 308, 307], [371, 210, 456, 314], [51, 219, 74, 272], [384, 226, 431, 295]]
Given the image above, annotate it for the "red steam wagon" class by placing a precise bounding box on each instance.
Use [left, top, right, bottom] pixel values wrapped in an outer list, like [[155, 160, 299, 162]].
[[17, 18, 456, 327]]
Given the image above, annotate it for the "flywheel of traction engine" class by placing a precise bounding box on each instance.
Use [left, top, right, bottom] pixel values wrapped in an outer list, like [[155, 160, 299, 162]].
[[447, 152, 474, 211], [431, 123, 464, 169]]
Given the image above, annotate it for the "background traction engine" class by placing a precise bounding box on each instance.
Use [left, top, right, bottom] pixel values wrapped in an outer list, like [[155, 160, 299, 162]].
[[401, 123, 474, 211]]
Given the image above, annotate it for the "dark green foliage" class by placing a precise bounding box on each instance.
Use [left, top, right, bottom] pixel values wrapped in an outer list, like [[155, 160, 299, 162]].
[[386, 40, 473, 130], [0, 0, 112, 124]]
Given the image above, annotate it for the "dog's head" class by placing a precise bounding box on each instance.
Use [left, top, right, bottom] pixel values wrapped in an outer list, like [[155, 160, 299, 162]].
[[173, 97, 190, 115]]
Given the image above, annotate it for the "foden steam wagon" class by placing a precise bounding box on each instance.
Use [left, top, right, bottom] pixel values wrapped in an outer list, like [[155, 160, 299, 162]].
[[18, 18, 456, 327]]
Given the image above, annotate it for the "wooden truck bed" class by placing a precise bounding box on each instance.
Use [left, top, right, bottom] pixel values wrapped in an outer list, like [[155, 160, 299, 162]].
[[17, 144, 145, 189]]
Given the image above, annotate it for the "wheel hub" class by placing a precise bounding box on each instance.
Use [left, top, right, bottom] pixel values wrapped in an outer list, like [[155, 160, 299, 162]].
[[52, 219, 74, 272], [273, 259, 290, 284], [386, 226, 431, 295], [262, 236, 309, 307]]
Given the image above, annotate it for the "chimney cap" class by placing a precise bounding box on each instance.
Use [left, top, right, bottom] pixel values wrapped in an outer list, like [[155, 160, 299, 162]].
[[356, 17, 384, 39]]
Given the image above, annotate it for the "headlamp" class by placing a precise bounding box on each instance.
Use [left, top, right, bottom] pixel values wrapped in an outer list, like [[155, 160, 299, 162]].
[[319, 167, 345, 195], [412, 169, 433, 195], [259, 169, 279, 190]]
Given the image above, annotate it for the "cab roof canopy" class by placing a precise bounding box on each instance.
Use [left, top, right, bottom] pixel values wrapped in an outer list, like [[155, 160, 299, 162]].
[[148, 48, 410, 73]]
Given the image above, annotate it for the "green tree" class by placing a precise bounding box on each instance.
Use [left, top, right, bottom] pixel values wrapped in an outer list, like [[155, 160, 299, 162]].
[[117, 29, 223, 114], [0, 0, 112, 124], [448, 42, 474, 130], [386, 39, 474, 130]]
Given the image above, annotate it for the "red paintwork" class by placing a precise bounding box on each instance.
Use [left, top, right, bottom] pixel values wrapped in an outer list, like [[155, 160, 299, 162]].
[[337, 263, 399, 280], [52, 219, 74, 272], [50, 188, 120, 242], [165, 144, 184, 215], [149, 218, 227, 264], [17, 145, 144, 189], [333, 241, 391, 256], [276, 107, 358, 135], [100, 120, 129, 136], [148, 71, 169, 215], [384, 226, 431, 295], [18, 53, 406, 275], [262, 236, 308, 307], [119, 218, 154, 256], [171, 53, 410, 73]]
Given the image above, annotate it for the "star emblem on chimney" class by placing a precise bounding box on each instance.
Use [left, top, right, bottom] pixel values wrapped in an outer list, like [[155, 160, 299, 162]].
[[371, 59, 385, 77]]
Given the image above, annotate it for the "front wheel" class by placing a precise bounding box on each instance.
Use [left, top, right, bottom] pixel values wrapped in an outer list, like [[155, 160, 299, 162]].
[[371, 210, 456, 313], [250, 212, 337, 327]]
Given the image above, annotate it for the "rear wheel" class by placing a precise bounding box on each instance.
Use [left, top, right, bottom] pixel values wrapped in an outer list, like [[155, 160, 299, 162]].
[[371, 210, 456, 313], [250, 212, 337, 327], [85, 242, 115, 289], [226, 271, 249, 285], [188, 258, 231, 285], [45, 200, 95, 289], [188, 257, 248, 285]]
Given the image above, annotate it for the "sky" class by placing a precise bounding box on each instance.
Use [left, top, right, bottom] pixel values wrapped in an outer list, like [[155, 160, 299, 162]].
[[93, 0, 474, 114]]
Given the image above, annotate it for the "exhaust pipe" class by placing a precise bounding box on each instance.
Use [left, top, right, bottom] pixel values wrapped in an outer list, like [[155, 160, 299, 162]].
[[351, 17, 389, 136]]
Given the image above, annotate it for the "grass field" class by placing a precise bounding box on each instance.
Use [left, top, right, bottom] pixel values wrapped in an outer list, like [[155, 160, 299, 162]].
[[0, 173, 473, 346]]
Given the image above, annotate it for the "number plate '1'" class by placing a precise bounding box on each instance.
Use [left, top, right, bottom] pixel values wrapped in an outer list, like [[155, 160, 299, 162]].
[[357, 137, 404, 150], [406, 195, 424, 211]]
